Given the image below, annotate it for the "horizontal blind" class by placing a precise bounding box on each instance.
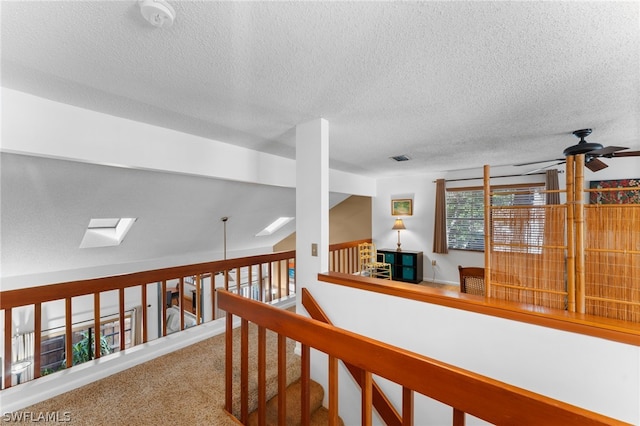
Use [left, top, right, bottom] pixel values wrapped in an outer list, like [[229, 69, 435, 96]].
[[446, 184, 545, 251]]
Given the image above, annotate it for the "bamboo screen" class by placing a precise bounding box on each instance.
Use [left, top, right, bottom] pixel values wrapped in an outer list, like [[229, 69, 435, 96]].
[[489, 196, 568, 310], [583, 200, 640, 322]]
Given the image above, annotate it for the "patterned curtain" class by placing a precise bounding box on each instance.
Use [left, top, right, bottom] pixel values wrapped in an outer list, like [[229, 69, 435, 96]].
[[433, 178, 448, 253]]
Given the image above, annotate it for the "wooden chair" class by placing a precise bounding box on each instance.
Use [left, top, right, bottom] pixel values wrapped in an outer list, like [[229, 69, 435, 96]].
[[358, 243, 392, 280], [458, 265, 485, 296]]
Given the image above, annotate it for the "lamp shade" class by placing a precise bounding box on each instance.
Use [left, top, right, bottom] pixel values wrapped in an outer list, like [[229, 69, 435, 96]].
[[392, 218, 406, 230]]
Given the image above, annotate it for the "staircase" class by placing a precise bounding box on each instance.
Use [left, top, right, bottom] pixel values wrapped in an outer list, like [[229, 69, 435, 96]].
[[228, 319, 343, 425], [247, 377, 344, 426]]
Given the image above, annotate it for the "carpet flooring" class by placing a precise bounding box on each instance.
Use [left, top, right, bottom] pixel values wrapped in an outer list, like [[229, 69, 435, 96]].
[[21, 322, 299, 425]]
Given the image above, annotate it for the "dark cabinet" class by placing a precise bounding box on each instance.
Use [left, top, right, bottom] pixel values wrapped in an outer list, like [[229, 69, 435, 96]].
[[378, 249, 423, 283]]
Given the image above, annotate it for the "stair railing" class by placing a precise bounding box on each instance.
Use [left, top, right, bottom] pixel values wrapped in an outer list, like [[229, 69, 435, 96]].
[[0, 251, 294, 389], [218, 288, 628, 426], [0, 239, 366, 390]]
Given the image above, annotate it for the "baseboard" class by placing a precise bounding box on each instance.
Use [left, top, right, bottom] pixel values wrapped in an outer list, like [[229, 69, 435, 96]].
[[1, 297, 296, 414]]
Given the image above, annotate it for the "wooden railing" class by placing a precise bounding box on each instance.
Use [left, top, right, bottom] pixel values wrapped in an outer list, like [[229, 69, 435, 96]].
[[219, 288, 628, 426], [0, 240, 365, 390]]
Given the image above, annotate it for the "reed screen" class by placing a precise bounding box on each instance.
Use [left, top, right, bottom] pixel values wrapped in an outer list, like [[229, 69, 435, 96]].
[[490, 204, 567, 309], [584, 204, 640, 322]]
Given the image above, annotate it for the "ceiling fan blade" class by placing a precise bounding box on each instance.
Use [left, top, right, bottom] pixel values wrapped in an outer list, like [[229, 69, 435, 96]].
[[610, 150, 640, 157], [522, 161, 565, 175], [514, 158, 564, 167], [585, 158, 608, 172], [587, 146, 629, 156]]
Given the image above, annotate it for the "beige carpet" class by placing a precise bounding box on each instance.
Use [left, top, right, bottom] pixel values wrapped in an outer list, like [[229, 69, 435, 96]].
[[21, 323, 299, 425]]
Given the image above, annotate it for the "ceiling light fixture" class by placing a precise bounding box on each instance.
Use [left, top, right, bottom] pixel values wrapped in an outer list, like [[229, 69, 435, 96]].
[[139, 0, 175, 28]]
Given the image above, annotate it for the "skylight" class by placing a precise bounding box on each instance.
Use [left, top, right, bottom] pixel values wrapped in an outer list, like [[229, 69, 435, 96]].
[[80, 218, 136, 248], [255, 217, 294, 237]]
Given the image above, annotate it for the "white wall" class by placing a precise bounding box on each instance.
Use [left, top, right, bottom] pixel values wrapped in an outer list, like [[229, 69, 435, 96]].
[[303, 280, 640, 425], [372, 157, 640, 285]]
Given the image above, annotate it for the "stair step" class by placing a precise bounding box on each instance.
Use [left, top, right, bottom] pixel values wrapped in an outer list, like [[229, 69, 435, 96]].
[[309, 406, 345, 426], [247, 378, 327, 426]]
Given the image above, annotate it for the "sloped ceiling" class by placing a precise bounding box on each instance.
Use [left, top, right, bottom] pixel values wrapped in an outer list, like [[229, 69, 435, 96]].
[[1, 153, 348, 280]]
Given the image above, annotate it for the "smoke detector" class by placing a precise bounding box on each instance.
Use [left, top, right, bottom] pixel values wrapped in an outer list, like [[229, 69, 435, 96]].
[[139, 0, 175, 28]]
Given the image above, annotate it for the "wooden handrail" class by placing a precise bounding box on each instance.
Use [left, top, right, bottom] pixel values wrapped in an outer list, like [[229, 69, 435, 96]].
[[1, 239, 366, 390], [318, 272, 640, 346], [218, 289, 629, 426], [301, 288, 402, 426], [0, 251, 295, 310]]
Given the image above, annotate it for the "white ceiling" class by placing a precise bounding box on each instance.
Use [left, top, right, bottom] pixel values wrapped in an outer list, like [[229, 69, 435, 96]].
[[2, 1, 639, 177], [2, 1, 639, 283]]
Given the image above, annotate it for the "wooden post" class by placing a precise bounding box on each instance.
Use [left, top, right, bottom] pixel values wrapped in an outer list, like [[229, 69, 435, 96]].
[[4, 309, 12, 388], [65, 298, 72, 368], [565, 155, 576, 312], [195, 274, 201, 325], [34, 304, 42, 379], [575, 154, 586, 313], [94, 292, 101, 359], [119, 288, 126, 351], [483, 165, 492, 297]]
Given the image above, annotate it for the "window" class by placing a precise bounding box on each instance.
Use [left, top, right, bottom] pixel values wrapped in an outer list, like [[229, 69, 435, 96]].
[[40, 312, 135, 375], [446, 184, 545, 252]]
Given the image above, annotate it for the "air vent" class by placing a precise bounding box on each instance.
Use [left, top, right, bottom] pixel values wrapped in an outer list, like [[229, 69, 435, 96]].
[[391, 155, 410, 162]]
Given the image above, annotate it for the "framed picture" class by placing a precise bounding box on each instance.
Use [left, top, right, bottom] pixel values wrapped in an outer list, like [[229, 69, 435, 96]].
[[391, 199, 413, 216], [589, 178, 640, 204]]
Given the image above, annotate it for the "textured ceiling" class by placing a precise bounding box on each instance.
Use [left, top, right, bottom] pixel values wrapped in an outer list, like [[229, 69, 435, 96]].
[[2, 1, 639, 177]]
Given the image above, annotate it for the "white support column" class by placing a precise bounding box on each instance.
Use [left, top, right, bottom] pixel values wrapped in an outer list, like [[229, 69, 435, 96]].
[[295, 118, 329, 299]]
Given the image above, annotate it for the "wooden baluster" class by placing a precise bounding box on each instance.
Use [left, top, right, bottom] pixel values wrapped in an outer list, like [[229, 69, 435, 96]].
[[236, 267, 241, 294], [179, 277, 185, 331], [141, 284, 148, 343], [258, 325, 266, 426], [34, 303, 42, 379], [211, 273, 217, 320], [278, 334, 287, 426], [4, 309, 12, 388], [328, 355, 339, 425], [292, 258, 296, 295], [225, 311, 233, 413], [259, 263, 264, 302], [266, 263, 272, 302], [402, 387, 413, 426], [119, 288, 125, 351], [94, 292, 101, 359], [301, 343, 311, 425], [240, 318, 249, 424], [362, 370, 372, 426], [277, 261, 282, 300], [248, 265, 253, 299], [452, 408, 465, 426], [161, 280, 168, 337], [195, 274, 201, 325], [65, 298, 72, 368]]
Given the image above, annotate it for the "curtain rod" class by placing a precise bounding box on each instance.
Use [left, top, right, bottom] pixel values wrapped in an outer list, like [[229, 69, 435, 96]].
[[432, 170, 564, 183]]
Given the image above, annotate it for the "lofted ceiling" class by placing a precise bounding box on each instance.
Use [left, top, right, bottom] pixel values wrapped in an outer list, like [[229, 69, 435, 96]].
[[1, 1, 639, 283], [2, 1, 638, 176]]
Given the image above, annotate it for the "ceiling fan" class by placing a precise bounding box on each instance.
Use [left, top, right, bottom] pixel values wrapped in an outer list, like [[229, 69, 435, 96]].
[[516, 129, 640, 173]]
